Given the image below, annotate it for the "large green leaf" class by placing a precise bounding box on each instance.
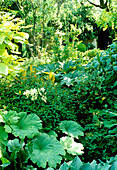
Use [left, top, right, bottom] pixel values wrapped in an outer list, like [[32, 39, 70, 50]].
[[10, 113, 42, 139], [59, 121, 84, 138], [1, 111, 42, 139], [29, 133, 65, 168], [60, 137, 84, 155]]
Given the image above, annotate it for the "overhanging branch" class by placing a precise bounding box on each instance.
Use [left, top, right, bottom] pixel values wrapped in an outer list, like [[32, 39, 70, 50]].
[[86, 0, 108, 9]]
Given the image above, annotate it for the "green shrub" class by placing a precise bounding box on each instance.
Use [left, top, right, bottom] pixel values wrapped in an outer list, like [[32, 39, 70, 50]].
[[0, 12, 29, 82], [76, 42, 86, 52]]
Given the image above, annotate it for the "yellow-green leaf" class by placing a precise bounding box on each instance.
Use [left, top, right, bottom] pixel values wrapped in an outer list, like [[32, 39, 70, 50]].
[[0, 63, 8, 75], [18, 32, 29, 39]]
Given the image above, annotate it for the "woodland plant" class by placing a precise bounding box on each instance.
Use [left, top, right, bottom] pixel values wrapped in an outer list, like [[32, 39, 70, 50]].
[[0, 110, 84, 169]]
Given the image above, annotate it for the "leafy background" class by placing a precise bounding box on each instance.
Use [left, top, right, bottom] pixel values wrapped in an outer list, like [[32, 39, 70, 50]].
[[0, 0, 117, 169]]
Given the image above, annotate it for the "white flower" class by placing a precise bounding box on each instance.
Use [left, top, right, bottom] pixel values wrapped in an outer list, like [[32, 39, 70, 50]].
[[30, 88, 37, 95]]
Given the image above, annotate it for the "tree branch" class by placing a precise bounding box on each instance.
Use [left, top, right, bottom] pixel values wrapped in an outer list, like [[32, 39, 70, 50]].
[[86, 0, 108, 9]]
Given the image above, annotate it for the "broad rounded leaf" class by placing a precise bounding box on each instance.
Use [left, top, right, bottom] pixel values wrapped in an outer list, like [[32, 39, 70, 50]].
[[60, 137, 84, 155], [11, 113, 42, 139], [29, 133, 65, 168], [59, 121, 84, 138]]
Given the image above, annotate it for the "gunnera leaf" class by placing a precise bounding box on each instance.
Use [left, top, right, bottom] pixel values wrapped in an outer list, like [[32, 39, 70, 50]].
[[59, 121, 84, 138], [29, 133, 65, 168], [10, 112, 42, 139]]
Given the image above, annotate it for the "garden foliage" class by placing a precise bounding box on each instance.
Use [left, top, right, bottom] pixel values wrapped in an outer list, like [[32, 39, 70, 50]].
[[0, 12, 29, 81], [0, 110, 84, 169], [1, 41, 117, 166], [0, 2, 117, 169]]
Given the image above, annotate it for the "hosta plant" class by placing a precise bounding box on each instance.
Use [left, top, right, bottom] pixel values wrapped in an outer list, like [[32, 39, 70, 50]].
[[47, 155, 117, 170], [58, 155, 117, 170]]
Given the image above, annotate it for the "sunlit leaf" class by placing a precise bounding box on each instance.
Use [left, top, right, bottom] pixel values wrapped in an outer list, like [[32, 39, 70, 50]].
[[0, 63, 8, 75], [60, 137, 84, 155]]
